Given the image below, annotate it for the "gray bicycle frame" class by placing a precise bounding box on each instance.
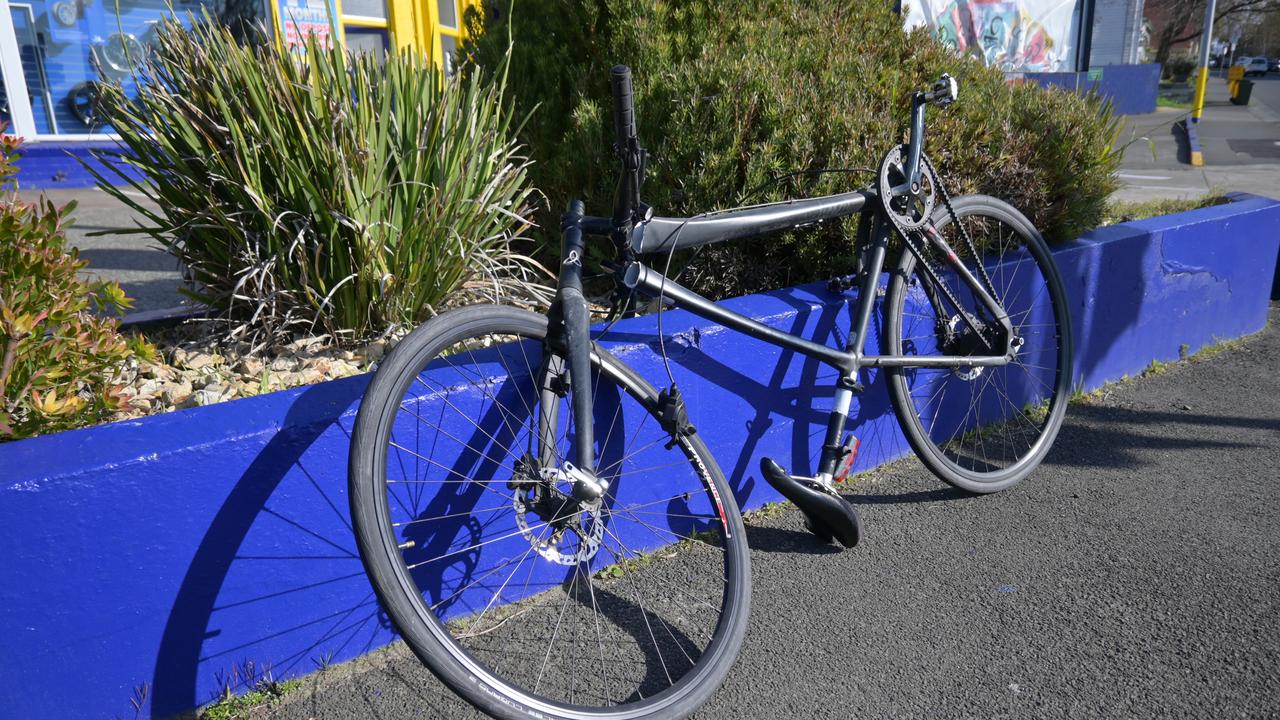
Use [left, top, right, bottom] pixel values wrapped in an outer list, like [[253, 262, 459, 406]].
[[551, 71, 1013, 489], [554, 187, 1015, 489]]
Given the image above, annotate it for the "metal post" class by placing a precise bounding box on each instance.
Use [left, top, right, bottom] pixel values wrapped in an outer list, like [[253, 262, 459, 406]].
[[1076, 0, 1096, 73], [1189, 0, 1217, 166]]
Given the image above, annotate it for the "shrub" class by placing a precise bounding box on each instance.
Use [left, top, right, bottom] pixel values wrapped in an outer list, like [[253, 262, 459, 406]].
[[0, 133, 139, 440], [93, 16, 546, 347], [1163, 57, 1196, 82], [465, 0, 1122, 297]]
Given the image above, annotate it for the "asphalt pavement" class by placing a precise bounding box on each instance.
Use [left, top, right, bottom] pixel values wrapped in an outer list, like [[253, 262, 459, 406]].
[[261, 307, 1280, 720]]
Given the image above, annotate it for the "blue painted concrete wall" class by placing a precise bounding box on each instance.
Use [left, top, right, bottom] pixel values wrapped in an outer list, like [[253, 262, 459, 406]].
[[11, 140, 141, 190], [1022, 63, 1161, 115], [1, 195, 1278, 719]]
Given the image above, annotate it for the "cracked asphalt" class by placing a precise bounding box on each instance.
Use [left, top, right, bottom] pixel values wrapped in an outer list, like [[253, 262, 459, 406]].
[[261, 305, 1280, 720]]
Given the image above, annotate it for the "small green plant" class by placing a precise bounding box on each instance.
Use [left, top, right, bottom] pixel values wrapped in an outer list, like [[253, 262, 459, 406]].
[[94, 15, 547, 347], [1188, 334, 1251, 361], [1101, 194, 1230, 226], [128, 681, 150, 719], [200, 679, 301, 720], [311, 650, 336, 672], [202, 660, 300, 719], [1142, 358, 1172, 377], [0, 132, 141, 440]]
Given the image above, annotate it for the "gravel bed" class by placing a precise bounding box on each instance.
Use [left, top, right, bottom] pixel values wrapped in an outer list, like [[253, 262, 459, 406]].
[[110, 322, 401, 419]]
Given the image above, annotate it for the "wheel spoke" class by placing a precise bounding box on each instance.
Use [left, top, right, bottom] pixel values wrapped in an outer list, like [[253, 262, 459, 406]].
[[352, 314, 743, 712]]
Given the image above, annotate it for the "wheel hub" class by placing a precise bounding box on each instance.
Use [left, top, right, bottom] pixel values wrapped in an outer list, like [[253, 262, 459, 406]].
[[509, 455, 604, 565], [944, 314, 1011, 380]]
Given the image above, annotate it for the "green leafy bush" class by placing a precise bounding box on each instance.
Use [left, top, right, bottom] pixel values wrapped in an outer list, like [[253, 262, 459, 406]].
[[1163, 58, 1196, 82], [0, 134, 138, 440], [465, 0, 1122, 296], [94, 16, 546, 346]]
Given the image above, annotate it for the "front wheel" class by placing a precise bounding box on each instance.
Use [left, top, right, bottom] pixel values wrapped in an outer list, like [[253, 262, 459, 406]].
[[349, 305, 751, 720], [884, 195, 1073, 494]]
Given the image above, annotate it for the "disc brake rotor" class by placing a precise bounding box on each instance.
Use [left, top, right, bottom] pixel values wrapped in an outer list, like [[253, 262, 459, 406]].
[[878, 144, 936, 232], [512, 467, 604, 565]]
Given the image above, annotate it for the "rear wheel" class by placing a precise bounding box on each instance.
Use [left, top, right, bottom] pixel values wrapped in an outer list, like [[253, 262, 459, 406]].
[[884, 196, 1072, 494], [350, 305, 750, 719]]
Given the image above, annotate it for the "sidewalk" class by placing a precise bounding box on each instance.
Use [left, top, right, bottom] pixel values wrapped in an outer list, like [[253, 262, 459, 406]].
[[15, 186, 194, 318], [1112, 76, 1280, 203]]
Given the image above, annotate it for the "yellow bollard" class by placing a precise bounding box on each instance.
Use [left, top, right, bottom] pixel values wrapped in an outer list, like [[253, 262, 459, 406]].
[[1191, 67, 1210, 121]]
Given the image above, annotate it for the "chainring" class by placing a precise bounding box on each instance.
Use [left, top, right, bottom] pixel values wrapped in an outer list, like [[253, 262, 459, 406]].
[[877, 144, 936, 232]]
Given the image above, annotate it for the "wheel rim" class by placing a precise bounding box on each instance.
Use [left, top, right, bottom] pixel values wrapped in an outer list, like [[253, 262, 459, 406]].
[[370, 319, 743, 714], [891, 207, 1068, 482]]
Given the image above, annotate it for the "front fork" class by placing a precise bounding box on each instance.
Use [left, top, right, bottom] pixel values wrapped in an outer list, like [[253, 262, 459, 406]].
[[545, 200, 605, 501]]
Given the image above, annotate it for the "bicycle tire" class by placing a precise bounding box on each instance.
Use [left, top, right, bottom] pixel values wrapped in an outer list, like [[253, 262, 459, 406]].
[[884, 195, 1073, 494], [350, 305, 750, 720]]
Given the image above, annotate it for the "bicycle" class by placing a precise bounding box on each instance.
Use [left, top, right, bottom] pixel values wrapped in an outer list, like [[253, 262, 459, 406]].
[[349, 66, 1072, 720]]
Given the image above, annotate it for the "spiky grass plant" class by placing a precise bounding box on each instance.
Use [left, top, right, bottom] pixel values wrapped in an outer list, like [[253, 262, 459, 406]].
[[93, 15, 547, 347]]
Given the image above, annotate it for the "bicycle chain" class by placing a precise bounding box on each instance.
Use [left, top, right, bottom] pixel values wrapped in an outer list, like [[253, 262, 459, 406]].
[[877, 148, 968, 328], [920, 153, 999, 302]]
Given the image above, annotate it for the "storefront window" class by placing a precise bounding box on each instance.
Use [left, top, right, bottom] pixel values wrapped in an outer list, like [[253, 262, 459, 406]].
[[340, 0, 384, 20], [1, 0, 269, 137], [436, 0, 455, 29], [343, 25, 387, 61]]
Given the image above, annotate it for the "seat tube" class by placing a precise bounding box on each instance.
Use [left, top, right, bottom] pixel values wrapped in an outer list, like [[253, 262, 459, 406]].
[[558, 200, 595, 471], [816, 217, 890, 480]]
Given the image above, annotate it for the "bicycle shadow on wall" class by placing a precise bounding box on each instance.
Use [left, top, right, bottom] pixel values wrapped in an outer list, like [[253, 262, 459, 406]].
[[596, 282, 912, 509], [148, 379, 451, 718], [148, 349, 708, 717]]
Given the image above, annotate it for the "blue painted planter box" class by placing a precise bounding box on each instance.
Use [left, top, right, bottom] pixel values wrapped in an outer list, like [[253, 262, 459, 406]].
[[1, 195, 1278, 719], [1021, 64, 1161, 115], [12, 140, 142, 190]]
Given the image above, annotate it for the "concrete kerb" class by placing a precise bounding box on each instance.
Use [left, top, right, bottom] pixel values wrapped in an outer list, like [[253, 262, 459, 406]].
[[1, 194, 1278, 720]]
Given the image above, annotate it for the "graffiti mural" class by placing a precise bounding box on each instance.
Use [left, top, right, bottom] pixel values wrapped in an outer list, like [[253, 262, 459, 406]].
[[904, 0, 1080, 71]]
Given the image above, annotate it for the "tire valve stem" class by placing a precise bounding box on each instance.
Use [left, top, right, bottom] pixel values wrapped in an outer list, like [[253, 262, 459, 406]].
[[398, 540, 416, 550]]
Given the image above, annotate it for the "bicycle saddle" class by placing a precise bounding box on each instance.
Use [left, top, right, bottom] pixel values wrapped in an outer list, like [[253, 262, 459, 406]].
[[760, 457, 861, 547]]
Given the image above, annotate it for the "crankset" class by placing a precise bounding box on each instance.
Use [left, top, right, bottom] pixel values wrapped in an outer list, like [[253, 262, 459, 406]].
[[878, 144, 936, 231]]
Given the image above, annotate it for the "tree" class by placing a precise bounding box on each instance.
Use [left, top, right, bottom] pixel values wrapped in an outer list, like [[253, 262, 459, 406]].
[[1146, 0, 1280, 65]]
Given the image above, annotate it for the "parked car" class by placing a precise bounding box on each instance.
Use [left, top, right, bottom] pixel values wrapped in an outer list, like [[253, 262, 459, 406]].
[[1269, 57, 1279, 73], [1234, 57, 1269, 77]]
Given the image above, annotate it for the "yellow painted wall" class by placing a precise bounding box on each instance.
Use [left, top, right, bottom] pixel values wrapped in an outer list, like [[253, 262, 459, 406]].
[[271, 0, 483, 65], [386, 0, 483, 60]]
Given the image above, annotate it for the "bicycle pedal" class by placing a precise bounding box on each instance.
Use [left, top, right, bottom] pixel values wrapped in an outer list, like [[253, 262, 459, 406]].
[[760, 457, 861, 548]]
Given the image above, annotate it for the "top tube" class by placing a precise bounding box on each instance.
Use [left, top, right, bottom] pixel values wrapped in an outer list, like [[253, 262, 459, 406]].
[[605, 189, 874, 255]]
